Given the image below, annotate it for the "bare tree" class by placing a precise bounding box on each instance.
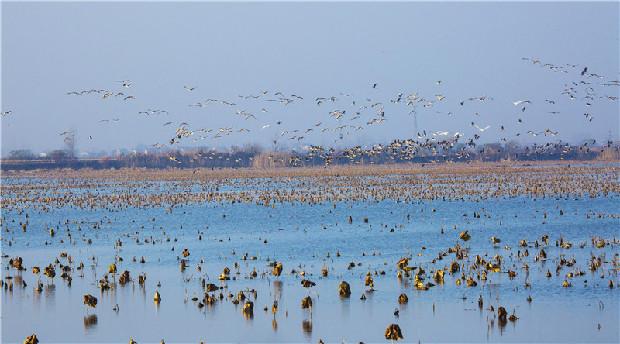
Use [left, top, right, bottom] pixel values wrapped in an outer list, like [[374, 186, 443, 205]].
[[8, 149, 35, 160]]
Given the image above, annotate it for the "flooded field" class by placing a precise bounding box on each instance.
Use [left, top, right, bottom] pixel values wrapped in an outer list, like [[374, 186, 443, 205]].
[[1, 162, 619, 343]]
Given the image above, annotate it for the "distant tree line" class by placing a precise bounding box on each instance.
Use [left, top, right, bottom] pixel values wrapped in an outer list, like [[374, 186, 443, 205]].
[[2, 141, 618, 171]]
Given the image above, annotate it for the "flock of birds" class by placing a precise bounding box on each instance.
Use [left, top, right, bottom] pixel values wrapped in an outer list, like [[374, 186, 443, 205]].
[[2, 57, 618, 166]]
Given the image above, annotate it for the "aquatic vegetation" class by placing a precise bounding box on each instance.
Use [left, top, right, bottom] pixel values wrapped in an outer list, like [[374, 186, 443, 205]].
[[398, 293, 408, 304], [364, 273, 374, 288], [339, 281, 351, 297], [119, 271, 130, 285], [301, 279, 316, 288], [433, 269, 445, 283], [385, 324, 403, 340], [9, 257, 23, 270], [242, 300, 254, 317], [498, 306, 508, 322], [83, 294, 98, 310], [459, 231, 471, 241], [23, 334, 39, 344], [1, 162, 618, 342], [43, 265, 56, 282], [301, 296, 313, 309], [272, 262, 283, 277]]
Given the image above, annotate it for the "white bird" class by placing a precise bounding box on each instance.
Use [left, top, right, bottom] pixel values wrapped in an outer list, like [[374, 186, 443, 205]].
[[512, 100, 531, 106], [367, 118, 385, 125], [184, 85, 196, 92], [472, 123, 491, 132], [262, 124, 271, 129], [329, 110, 345, 119]]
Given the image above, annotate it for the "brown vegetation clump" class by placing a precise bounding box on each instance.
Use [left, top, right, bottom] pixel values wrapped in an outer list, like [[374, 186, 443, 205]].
[[398, 293, 408, 304], [498, 306, 508, 322], [10, 257, 24, 270], [83, 294, 98, 309], [2, 162, 617, 211], [272, 262, 283, 277], [242, 300, 254, 316], [385, 324, 404, 340], [339, 281, 351, 297], [23, 334, 39, 344], [301, 296, 313, 309], [301, 279, 316, 288], [119, 271, 130, 285]]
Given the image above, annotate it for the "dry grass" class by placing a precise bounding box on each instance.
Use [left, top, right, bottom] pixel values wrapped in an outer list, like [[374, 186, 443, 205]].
[[3, 159, 617, 181], [1, 160, 618, 210]]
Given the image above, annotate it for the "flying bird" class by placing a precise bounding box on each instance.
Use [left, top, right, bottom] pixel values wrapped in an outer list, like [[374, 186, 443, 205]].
[[117, 80, 132, 88], [512, 100, 531, 106], [471, 122, 491, 132]]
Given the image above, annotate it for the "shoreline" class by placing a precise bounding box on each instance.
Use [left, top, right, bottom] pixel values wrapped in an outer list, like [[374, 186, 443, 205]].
[[2, 159, 619, 181]]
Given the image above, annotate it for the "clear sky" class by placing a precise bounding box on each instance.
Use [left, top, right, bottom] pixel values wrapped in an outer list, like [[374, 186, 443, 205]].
[[1, 1, 619, 156]]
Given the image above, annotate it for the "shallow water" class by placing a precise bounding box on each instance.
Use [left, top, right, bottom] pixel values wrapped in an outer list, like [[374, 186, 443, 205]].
[[1, 180, 619, 343]]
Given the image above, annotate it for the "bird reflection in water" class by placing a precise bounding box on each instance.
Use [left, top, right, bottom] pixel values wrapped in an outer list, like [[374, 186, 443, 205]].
[[44, 284, 56, 297], [302, 319, 312, 337], [272, 319, 278, 332], [83, 314, 98, 329], [273, 280, 283, 301]]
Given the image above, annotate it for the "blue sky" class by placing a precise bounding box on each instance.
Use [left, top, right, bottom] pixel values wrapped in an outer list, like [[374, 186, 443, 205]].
[[2, 1, 618, 156]]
